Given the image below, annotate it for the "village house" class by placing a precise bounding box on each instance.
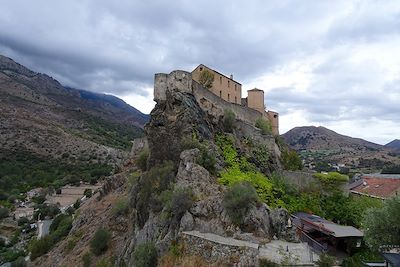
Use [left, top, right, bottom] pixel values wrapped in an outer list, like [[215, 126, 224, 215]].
[[348, 174, 400, 200], [191, 64, 279, 135], [292, 212, 363, 256], [13, 207, 34, 220]]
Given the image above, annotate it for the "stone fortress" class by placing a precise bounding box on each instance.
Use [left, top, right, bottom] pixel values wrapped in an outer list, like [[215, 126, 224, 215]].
[[154, 64, 279, 135]]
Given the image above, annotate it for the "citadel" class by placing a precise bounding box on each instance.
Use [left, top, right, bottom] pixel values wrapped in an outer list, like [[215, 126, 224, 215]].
[[154, 64, 279, 135]]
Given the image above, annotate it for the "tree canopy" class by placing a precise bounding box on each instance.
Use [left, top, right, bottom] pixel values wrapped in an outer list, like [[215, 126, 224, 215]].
[[362, 196, 400, 251], [198, 70, 214, 89]]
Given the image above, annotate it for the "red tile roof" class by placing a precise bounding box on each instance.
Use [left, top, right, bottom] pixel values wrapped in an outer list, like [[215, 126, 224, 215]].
[[350, 177, 400, 199]]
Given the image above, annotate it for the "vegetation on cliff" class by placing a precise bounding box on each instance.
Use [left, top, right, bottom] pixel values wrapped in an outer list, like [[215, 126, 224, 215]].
[[215, 133, 381, 228]]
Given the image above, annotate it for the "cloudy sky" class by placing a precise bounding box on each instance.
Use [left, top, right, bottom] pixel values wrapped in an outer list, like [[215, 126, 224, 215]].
[[0, 0, 399, 144]]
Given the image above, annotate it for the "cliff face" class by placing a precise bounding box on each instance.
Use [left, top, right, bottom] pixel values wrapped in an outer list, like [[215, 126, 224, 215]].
[[34, 70, 290, 267], [117, 71, 289, 265], [145, 89, 213, 167]]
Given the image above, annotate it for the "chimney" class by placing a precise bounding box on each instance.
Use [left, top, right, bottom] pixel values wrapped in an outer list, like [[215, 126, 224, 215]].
[[230, 74, 233, 80]]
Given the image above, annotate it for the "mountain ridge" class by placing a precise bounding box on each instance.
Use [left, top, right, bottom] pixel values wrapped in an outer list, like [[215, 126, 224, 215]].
[[0, 54, 149, 167], [281, 125, 382, 151], [281, 125, 400, 171], [385, 139, 400, 149]]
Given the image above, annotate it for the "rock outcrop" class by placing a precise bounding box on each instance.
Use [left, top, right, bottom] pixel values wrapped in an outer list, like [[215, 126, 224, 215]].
[[36, 69, 295, 267], [116, 72, 296, 266]]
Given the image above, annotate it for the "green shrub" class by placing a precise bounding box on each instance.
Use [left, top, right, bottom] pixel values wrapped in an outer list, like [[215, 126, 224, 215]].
[[381, 164, 400, 174], [255, 118, 272, 135], [219, 168, 276, 204], [90, 228, 111, 256], [133, 241, 158, 267], [11, 257, 27, 267], [216, 134, 280, 207], [259, 258, 279, 267], [223, 182, 259, 225], [250, 145, 271, 173], [0, 207, 9, 219], [223, 109, 236, 133], [18, 217, 29, 226], [82, 252, 92, 267], [164, 187, 194, 222], [316, 253, 336, 267], [313, 172, 349, 184], [29, 236, 53, 260], [215, 134, 238, 167], [180, 135, 202, 151], [113, 197, 129, 216], [196, 146, 216, 174], [1, 249, 26, 264], [363, 196, 400, 251], [73, 199, 81, 209], [96, 258, 112, 267], [84, 188, 92, 198], [136, 149, 149, 171], [136, 161, 176, 227], [281, 149, 303, 171], [49, 214, 72, 243]]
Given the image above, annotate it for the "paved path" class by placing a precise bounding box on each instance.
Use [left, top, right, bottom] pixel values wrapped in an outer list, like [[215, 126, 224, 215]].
[[183, 230, 259, 249]]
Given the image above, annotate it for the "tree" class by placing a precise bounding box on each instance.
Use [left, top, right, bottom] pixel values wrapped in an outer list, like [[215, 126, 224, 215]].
[[0, 207, 9, 219], [133, 241, 158, 267], [281, 149, 303, 171], [90, 228, 111, 255], [198, 70, 214, 89], [223, 182, 259, 225], [363, 196, 400, 251], [223, 109, 236, 133], [255, 118, 272, 135]]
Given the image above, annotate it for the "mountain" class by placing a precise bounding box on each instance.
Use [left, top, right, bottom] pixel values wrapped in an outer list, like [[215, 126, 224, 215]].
[[281, 126, 382, 151], [281, 126, 400, 171], [0, 54, 149, 191], [385, 139, 400, 149]]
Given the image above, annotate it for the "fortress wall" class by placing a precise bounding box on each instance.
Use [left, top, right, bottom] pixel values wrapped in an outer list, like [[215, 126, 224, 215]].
[[266, 111, 279, 136], [154, 70, 277, 132], [154, 70, 192, 102], [192, 80, 263, 125]]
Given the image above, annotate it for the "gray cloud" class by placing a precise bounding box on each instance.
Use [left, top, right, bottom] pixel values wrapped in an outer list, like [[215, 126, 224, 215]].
[[0, 0, 399, 143]]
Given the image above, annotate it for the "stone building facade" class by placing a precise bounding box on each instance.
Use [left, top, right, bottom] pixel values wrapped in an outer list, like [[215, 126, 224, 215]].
[[192, 64, 242, 105], [154, 67, 279, 135]]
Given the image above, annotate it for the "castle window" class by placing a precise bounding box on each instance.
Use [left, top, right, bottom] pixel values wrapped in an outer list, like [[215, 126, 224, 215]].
[[228, 81, 230, 88], [219, 91, 222, 98], [220, 76, 222, 84], [235, 84, 237, 91], [235, 96, 237, 103], [228, 94, 230, 101], [274, 114, 277, 118], [200, 67, 203, 71]]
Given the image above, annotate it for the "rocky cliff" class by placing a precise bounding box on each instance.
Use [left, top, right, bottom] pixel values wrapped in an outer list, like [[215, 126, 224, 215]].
[[33, 71, 297, 267]]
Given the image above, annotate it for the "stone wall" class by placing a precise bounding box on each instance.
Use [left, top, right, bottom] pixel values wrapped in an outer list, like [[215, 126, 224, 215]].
[[180, 232, 258, 266], [192, 64, 242, 104], [154, 70, 192, 102], [193, 80, 263, 125], [154, 70, 279, 134], [281, 171, 317, 190]]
